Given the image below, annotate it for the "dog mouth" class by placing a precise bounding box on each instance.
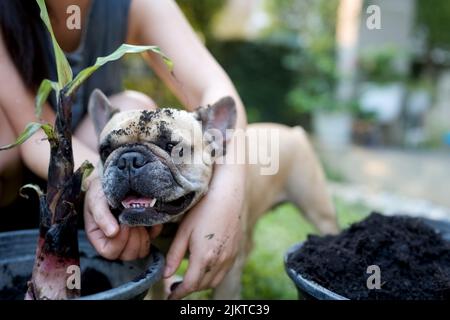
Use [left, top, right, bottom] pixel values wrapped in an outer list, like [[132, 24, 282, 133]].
[[117, 191, 196, 226], [121, 196, 157, 210]]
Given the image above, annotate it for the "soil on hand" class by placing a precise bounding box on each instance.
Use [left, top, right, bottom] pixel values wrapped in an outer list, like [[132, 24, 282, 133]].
[[0, 268, 112, 300], [287, 213, 450, 300]]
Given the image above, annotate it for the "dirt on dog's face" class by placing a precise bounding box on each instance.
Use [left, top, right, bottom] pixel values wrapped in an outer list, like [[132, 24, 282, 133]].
[[100, 109, 211, 226], [89, 89, 236, 226]]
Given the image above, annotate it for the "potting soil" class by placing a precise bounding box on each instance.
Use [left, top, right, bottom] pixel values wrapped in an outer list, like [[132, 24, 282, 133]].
[[287, 213, 450, 300]]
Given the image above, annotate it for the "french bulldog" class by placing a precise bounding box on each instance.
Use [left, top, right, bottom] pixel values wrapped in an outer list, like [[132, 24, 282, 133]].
[[88, 89, 338, 299]]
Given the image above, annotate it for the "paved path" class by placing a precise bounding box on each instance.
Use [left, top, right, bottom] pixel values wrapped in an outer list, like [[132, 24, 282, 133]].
[[329, 182, 450, 222], [319, 145, 450, 214]]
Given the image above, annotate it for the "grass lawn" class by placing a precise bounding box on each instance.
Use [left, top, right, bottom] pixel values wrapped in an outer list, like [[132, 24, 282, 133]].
[[179, 197, 370, 299]]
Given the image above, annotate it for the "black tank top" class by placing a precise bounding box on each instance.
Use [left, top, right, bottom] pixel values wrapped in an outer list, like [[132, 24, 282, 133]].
[[43, 0, 131, 129]]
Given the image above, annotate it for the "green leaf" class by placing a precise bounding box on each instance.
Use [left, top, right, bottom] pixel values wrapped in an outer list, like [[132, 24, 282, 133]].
[[80, 161, 94, 192], [36, 0, 72, 87], [35, 79, 58, 119], [41, 123, 56, 141], [0, 122, 54, 151], [20, 184, 44, 199], [66, 44, 173, 96]]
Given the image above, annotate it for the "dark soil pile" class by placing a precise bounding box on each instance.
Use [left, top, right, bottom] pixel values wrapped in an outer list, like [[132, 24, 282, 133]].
[[287, 213, 450, 300]]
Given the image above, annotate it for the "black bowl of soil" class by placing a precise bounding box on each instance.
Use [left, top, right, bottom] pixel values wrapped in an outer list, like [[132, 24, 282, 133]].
[[285, 213, 450, 300], [0, 229, 164, 300]]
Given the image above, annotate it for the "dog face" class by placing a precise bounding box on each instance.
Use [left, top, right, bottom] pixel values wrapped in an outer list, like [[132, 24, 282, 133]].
[[88, 89, 236, 226]]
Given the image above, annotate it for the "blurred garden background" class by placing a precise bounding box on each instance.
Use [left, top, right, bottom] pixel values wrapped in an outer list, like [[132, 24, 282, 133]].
[[122, 0, 450, 299]]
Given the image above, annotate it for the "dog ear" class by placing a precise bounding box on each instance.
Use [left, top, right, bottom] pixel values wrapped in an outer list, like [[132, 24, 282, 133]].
[[195, 96, 237, 140], [88, 89, 116, 136], [194, 96, 237, 157]]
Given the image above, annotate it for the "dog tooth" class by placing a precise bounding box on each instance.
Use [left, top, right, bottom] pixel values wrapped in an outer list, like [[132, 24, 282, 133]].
[[150, 199, 157, 207]]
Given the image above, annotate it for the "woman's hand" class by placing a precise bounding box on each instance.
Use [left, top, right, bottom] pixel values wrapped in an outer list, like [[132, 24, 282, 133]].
[[164, 163, 246, 300], [83, 172, 162, 261]]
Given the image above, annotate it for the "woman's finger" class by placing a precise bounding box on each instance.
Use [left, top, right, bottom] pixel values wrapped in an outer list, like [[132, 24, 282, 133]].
[[164, 226, 191, 278], [85, 212, 129, 260], [168, 252, 204, 300], [119, 226, 141, 261], [138, 227, 150, 258], [197, 264, 218, 291], [210, 269, 228, 289], [149, 224, 163, 240], [86, 182, 119, 237]]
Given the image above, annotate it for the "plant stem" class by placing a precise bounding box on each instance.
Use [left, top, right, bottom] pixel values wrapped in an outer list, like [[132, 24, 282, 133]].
[[26, 90, 91, 300]]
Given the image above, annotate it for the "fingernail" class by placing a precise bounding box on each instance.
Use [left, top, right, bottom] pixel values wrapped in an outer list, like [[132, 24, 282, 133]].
[[170, 281, 181, 292], [164, 265, 173, 278], [106, 224, 117, 237]]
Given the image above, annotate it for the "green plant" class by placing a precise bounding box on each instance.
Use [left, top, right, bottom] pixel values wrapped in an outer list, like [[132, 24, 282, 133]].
[[262, 0, 355, 115], [416, 0, 450, 51], [359, 46, 408, 84], [0, 0, 171, 300], [287, 83, 334, 114], [175, 0, 226, 43], [287, 81, 360, 114], [208, 40, 298, 124]]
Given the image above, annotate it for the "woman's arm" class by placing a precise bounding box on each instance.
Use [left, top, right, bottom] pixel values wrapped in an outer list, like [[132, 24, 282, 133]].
[[129, 0, 248, 299], [0, 31, 98, 178], [128, 0, 247, 128]]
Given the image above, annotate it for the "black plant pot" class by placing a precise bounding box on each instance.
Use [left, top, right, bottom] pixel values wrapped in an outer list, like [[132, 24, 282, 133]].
[[284, 217, 450, 300], [284, 241, 348, 300], [0, 229, 164, 300]]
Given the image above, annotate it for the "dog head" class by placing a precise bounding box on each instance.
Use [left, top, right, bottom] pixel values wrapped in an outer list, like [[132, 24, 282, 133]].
[[88, 89, 236, 226]]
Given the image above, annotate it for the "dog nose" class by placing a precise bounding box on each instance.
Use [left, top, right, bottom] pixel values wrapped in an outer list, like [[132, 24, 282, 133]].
[[117, 152, 148, 170]]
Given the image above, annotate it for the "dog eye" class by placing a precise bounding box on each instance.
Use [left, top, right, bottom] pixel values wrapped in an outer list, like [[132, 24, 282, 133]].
[[178, 147, 184, 157], [100, 147, 111, 161], [101, 150, 109, 161], [165, 142, 175, 153]]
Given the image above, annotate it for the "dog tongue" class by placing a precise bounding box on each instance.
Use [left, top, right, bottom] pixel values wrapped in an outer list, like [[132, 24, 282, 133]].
[[121, 196, 156, 208]]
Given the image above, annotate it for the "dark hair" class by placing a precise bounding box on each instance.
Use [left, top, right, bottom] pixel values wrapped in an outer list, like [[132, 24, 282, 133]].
[[0, 0, 50, 89]]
